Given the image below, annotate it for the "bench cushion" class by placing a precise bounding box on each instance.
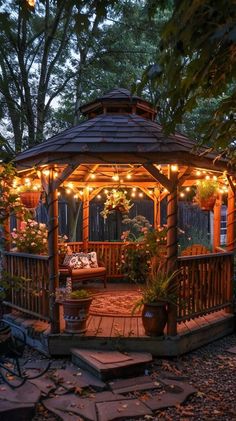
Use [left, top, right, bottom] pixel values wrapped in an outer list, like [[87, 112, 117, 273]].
[[63, 252, 98, 269], [71, 267, 106, 280]]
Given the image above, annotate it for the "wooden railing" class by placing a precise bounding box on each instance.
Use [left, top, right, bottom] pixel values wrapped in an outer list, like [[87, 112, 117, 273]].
[[2, 246, 234, 325], [177, 252, 234, 322], [2, 252, 49, 320]]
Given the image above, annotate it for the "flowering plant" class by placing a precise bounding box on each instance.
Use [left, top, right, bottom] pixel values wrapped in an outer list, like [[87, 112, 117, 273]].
[[0, 163, 27, 223], [58, 234, 69, 263], [101, 190, 133, 219], [120, 215, 167, 283], [11, 219, 48, 254]]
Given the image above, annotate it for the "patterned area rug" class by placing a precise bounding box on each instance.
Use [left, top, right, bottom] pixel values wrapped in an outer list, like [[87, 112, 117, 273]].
[[89, 291, 142, 317]]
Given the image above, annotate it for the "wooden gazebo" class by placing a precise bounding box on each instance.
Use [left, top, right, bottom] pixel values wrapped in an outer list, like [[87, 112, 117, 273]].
[[4, 88, 236, 354]]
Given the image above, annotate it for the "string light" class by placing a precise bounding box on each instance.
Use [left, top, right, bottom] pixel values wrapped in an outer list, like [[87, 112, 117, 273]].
[[180, 192, 185, 198], [126, 174, 132, 179], [213, 175, 217, 181], [57, 191, 61, 197], [66, 188, 71, 194], [132, 187, 136, 192], [97, 194, 102, 199], [196, 170, 201, 176], [131, 192, 136, 197], [79, 190, 83, 195], [112, 175, 119, 181], [139, 192, 143, 198], [205, 175, 210, 180], [43, 170, 49, 176], [90, 174, 96, 179], [185, 187, 190, 192], [74, 194, 79, 199], [171, 164, 178, 172], [67, 182, 74, 189], [104, 189, 108, 194]]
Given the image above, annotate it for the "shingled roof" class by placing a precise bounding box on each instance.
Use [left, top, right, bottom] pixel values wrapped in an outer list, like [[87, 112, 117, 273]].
[[15, 88, 229, 172]]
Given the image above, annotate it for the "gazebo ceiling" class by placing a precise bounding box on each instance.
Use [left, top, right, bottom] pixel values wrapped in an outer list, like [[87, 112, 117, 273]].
[[15, 88, 231, 173]]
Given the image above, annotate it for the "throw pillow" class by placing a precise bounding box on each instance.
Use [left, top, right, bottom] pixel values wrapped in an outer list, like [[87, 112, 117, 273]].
[[63, 253, 83, 269], [77, 253, 90, 268], [88, 251, 98, 268]]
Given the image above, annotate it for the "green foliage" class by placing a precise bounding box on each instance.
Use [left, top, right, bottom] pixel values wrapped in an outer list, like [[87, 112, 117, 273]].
[[0, 163, 27, 223], [0, 271, 29, 301], [196, 180, 218, 200], [68, 290, 91, 299], [139, 0, 236, 163], [132, 267, 180, 313], [121, 245, 150, 283]]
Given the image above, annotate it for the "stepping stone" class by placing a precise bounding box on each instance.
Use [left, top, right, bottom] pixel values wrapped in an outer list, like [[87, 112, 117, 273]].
[[28, 373, 56, 395], [109, 375, 157, 394], [43, 394, 97, 421], [0, 400, 35, 421], [51, 367, 106, 391], [226, 346, 236, 354], [0, 382, 41, 421], [94, 391, 133, 402], [71, 349, 152, 381], [142, 379, 196, 411], [96, 398, 152, 421]]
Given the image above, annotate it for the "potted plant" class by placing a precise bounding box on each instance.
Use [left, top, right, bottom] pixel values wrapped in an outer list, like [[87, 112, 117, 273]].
[[101, 190, 133, 219], [19, 185, 41, 209], [195, 180, 218, 211], [62, 289, 93, 334], [132, 266, 180, 336]]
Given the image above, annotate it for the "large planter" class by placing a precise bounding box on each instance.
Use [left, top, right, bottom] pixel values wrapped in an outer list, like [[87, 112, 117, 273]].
[[20, 191, 41, 209], [142, 302, 168, 336], [62, 297, 93, 334], [198, 196, 216, 211]]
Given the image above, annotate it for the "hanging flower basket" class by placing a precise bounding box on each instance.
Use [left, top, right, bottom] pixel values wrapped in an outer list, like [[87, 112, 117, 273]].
[[198, 196, 216, 211], [19, 191, 41, 209], [195, 180, 218, 212], [101, 190, 133, 219]]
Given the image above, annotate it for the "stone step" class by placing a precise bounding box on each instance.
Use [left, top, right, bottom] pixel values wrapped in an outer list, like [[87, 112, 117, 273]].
[[71, 349, 152, 381]]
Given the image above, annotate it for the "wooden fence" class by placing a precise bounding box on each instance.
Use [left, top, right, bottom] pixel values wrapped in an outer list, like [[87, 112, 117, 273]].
[[177, 252, 233, 321]]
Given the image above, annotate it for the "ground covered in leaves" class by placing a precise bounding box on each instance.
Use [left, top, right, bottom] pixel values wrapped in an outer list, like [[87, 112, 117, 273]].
[[6, 332, 235, 421]]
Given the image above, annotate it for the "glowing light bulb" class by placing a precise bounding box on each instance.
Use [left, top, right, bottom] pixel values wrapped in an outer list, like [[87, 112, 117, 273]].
[[126, 174, 132, 179], [104, 189, 108, 194], [132, 187, 136, 192], [112, 175, 119, 181], [97, 195, 101, 199], [196, 170, 201, 176], [67, 182, 74, 189], [25, 178, 31, 184], [205, 175, 210, 180], [148, 190, 152, 195], [180, 192, 185, 198], [89, 187, 93, 191], [57, 191, 61, 197], [74, 194, 79, 199], [171, 164, 178, 172], [185, 187, 190, 192], [79, 190, 83, 195], [131, 192, 136, 197], [139, 192, 143, 198], [124, 190, 127, 194], [90, 174, 96, 179], [66, 188, 71, 194], [43, 170, 49, 176], [213, 175, 217, 181]]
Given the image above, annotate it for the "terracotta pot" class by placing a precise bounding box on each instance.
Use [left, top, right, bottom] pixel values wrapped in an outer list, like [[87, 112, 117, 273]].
[[20, 191, 41, 209], [198, 196, 216, 211], [63, 297, 93, 334], [142, 302, 168, 336]]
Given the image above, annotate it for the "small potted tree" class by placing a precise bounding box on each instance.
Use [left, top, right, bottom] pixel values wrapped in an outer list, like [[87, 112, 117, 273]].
[[62, 289, 93, 334], [132, 265, 180, 336], [195, 180, 218, 211]]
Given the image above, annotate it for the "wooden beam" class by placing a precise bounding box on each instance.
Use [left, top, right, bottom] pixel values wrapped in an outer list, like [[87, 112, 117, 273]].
[[84, 164, 100, 182], [37, 171, 49, 195], [89, 187, 103, 202], [213, 194, 222, 252], [143, 164, 174, 192], [178, 166, 193, 187], [226, 174, 236, 195], [138, 186, 155, 201], [53, 162, 82, 190], [153, 187, 161, 228], [47, 168, 60, 333]]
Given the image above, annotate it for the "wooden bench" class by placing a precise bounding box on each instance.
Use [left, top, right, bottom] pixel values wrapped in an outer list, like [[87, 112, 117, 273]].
[[60, 260, 107, 288]]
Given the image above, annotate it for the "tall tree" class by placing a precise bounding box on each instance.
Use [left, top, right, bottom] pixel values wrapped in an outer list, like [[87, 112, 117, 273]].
[[140, 0, 236, 162], [0, 0, 117, 157]]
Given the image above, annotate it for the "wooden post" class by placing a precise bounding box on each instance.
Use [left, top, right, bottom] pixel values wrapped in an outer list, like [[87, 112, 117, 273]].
[[3, 217, 10, 251], [153, 187, 160, 228], [226, 184, 236, 252], [48, 168, 60, 333], [83, 187, 89, 252], [213, 194, 222, 252], [166, 169, 178, 336]]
